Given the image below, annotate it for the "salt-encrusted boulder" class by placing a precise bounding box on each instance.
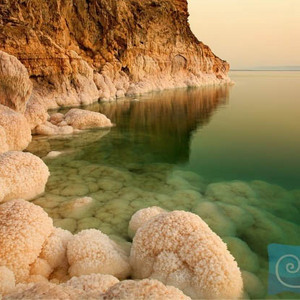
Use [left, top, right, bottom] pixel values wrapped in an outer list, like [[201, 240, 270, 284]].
[[130, 211, 243, 299], [67, 229, 131, 279], [102, 279, 191, 300], [0, 51, 32, 113], [0, 105, 32, 151], [30, 228, 73, 280], [62, 274, 119, 296], [0, 266, 15, 296], [0, 125, 9, 153], [128, 206, 167, 238], [64, 108, 113, 130], [34, 121, 73, 136], [0, 200, 53, 282], [0, 151, 50, 203], [3, 282, 84, 300], [24, 99, 49, 130]]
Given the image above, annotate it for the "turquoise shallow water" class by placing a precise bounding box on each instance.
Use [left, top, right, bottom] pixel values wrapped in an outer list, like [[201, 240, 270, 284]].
[[28, 71, 300, 299]]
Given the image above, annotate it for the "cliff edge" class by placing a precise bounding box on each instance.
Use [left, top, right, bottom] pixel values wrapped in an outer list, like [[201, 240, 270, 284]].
[[0, 0, 230, 108]]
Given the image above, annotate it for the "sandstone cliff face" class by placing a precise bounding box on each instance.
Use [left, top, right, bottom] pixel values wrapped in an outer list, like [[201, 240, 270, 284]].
[[0, 0, 230, 108]]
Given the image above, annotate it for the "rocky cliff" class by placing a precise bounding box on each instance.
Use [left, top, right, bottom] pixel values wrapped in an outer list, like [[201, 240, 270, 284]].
[[0, 0, 230, 109]]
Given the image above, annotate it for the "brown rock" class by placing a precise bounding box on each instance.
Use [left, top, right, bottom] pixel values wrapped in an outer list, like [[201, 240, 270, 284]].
[[0, 0, 230, 108]]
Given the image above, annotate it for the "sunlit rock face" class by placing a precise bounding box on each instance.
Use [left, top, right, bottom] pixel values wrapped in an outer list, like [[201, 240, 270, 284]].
[[0, 0, 229, 109], [0, 51, 32, 113]]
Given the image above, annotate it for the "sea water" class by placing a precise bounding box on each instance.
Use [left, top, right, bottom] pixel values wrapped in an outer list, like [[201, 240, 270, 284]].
[[28, 71, 300, 299]]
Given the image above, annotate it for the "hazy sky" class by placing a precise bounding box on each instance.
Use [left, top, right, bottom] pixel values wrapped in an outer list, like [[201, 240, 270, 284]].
[[188, 0, 300, 69]]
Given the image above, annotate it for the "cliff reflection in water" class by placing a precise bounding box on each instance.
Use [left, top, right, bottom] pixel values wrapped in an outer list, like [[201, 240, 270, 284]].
[[85, 86, 230, 165], [28, 86, 229, 166]]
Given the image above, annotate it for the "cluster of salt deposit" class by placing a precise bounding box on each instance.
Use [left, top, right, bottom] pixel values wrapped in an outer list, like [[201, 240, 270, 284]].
[[25, 131, 300, 300]]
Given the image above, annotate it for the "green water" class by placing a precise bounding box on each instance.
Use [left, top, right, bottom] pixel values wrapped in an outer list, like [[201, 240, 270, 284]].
[[28, 71, 300, 299]]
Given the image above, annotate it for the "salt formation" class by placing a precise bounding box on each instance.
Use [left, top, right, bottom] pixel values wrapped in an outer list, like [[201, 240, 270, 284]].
[[35, 121, 74, 136], [62, 274, 119, 295], [102, 279, 191, 300], [33, 108, 113, 136], [0, 266, 15, 295], [0, 105, 31, 151], [128, 206, 167, 238], [24, 100, 49, 130], [31, 228, 73, 281], [64, 108, 113, 129], [0, 126, 9, 153], [0, 50, 32, 113], [0, 152, 49, 202], [67, 229, 131, 279], [0, 199, 53, 282], [130, 211, 243, 299], [26, 129, 299, 299], [3, 282, 84, 300]]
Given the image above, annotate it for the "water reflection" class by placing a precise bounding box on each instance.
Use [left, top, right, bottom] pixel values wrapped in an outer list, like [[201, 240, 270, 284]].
[[82, 86, 230, 164]]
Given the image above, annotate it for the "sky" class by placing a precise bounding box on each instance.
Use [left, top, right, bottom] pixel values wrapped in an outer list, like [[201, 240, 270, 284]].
[[188, 0, 300, 69]]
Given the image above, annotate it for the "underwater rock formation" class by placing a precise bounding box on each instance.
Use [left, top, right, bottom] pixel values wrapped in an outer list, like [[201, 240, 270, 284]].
[[0, 0, 230, 108], [0, 152, 49, 202], [130, 211, 243, 299]]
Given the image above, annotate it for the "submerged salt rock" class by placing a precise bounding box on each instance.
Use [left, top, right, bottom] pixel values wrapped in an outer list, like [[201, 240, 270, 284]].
[[60, 183, 89, 197], [0, 50, 32, 113], [77, 217, 101, 231], [0, 200, 53, 282], [205, 181, 257, 206], [58, 197, 97, 219], [217, 202, 254, 234], [0, 266, 15, 295], [44, 151, 62, 159], [192, 201, 236, 237], [242, 271, 266, 299], [130, 211, 243, 299], [0, 151, 50, 202], [0, 105, 32, 151], [102, 279, 191, 300], [64, 108, 113, 129], [53, 218, 77, 233], [128, 206, 167, 238], [223, 237, 259, 273], [67, 229, 131, 279]]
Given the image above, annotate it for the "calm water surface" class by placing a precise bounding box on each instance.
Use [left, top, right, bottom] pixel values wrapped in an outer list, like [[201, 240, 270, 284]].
[[28, 71, 300, 299]]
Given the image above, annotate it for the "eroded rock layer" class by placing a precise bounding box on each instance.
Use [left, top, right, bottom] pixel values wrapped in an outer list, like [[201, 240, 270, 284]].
[[0, 0, 230, 108]]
